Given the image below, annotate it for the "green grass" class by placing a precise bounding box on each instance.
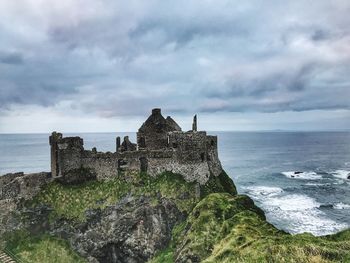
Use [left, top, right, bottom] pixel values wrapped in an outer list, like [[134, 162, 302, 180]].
[[28, 172, 199, 222], [149, 193, 350, 263], [148, 246, 174, 263], [12, 172, 202, 262], [4, 230, 86, 263], [29, 177, 130, 221], [19, 169, 350, 262], [17, 170, 350, 263], [200, 170, 237, 198], [147, 222, 186, 263]]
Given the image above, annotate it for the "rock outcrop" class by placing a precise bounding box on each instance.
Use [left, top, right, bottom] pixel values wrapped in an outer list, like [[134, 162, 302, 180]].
[[0, 172, 52, 241], [70, 196, 183, 263]]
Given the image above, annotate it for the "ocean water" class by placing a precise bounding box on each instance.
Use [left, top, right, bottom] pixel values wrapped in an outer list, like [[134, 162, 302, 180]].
[[1, 131, 350, 236]]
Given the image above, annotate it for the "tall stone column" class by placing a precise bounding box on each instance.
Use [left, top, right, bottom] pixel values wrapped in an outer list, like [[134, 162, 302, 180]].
[[49, 132, 62, 177], [192, 114, 197, 131], [116, 136, 121, 152]]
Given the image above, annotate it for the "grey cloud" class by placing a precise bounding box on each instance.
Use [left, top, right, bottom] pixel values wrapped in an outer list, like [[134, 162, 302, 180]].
[[0, 0, 350, 121], [129, 16, 249, 49], [0, 52, 24, 65], [311, 29, 331, 41], [200, 61, 350, 113], [0, 81, 78, 108], [206, 63, 316, 99]]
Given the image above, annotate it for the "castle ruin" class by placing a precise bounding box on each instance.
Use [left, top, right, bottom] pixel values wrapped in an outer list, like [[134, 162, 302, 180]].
[[49, 108, 222, 184]]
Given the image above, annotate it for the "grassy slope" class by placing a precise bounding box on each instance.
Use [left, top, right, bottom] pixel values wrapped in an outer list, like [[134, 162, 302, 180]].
[[4, 230, 85, 263], [28, 172, 198, 221], [4, 172, 201, 262], [7, 170, 350, 263], [150, 193, 350, 263]]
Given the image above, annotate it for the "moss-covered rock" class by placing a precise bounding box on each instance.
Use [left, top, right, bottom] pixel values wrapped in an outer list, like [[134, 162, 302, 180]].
[[7, 170, 350, 263], [173, 193, 268, 262], [200, 170, 237, 198], [28, 171, 199, 222], [150, 193, 350, 263]]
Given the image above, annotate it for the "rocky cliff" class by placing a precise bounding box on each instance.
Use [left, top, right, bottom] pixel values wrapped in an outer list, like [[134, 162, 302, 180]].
[[2, 170, 350, 263]]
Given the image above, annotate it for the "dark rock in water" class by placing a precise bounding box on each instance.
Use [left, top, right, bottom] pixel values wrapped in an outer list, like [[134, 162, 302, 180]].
[[291, 175, 295, 178], [347, 174, 350, 179], [320, 204, 333, 209], [294, 171, 303, 175]]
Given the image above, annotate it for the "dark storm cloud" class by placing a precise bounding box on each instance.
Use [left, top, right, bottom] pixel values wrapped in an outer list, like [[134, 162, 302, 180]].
[[0, 81, 79, 109], [200, 61, 350, 113], [0, 52, 24, 65], [0, 0, 349, 121], [204, 63, 315, 99], [311, 29, 331, 42]]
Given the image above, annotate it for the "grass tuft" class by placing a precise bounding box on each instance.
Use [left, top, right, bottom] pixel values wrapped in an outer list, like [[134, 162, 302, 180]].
[[4, 230, 86, 263], [27, 172, 199, 222]]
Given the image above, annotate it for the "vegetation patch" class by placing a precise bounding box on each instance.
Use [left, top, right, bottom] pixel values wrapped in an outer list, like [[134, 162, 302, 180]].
[[200, 170, 237, 198], [29, 177, 130, 221], [150, 192, 350, 263], [4, 230, 86, 263], [7, 170, 350, 263], [148, 222, 186, 263], [28, 172, 199, 222]]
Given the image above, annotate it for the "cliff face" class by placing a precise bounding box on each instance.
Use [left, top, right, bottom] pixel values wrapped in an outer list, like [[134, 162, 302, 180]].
[[71, 196, 182, 262], [0, 170, 236, 262], [2, 170, 350, 263]]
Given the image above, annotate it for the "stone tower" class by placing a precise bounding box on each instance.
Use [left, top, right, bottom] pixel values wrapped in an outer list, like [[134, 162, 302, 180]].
[[192, 115, 197, 132], [137, 108, 181, 150], [49, 131, 62, 177]]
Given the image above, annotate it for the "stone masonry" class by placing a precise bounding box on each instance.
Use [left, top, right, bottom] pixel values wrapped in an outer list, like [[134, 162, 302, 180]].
[[49, 109, 223, 184]]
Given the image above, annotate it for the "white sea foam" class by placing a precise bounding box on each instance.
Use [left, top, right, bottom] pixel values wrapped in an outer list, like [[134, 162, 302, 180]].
[[334, 202, 350, 210], [305, 182, 330, 186], [244, 186, 283, 199], [282, 171, 322, 180], [265, 195, 348, 235], [244, 186, 348, 236], [267, 209, 348, 236], [331, 170, 350, 180], [267, 194, 321, 211]]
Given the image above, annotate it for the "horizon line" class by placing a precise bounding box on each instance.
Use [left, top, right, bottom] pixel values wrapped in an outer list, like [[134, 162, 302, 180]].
[[1, 129, 350, 135]]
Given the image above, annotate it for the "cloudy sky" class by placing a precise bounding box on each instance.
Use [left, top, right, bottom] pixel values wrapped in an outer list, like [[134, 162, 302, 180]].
[[0, 0, 349, 133]]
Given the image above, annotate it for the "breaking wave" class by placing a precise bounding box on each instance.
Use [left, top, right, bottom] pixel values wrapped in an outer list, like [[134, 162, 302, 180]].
[[243, 186, 348, 236], [281, 171, 323, 180], [331, 170, 350, 180]]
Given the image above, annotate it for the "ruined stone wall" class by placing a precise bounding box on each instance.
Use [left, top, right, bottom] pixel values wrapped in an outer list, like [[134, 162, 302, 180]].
[[137, 108, 180, 150], [80, 150, 148, 180], [57, 137, 84, 177], [49, 132, 62, 177], [137, 130, 169, 151], [206, 135, 222, 177], [144, 149, 210, 184], [168, 131, 208, 163], [147, 157, 210, 184], [117, 150, 148, 172], [54, 138, 149, 181], [52, 131, 222, 185], [81, 151, 118, 180]]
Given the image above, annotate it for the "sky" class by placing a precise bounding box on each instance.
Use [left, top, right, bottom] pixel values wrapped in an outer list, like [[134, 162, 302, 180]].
[[0, 0, 349, 133]]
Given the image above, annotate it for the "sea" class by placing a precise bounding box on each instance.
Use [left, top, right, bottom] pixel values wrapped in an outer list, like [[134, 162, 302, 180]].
[[1, 131, 350, 236]]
